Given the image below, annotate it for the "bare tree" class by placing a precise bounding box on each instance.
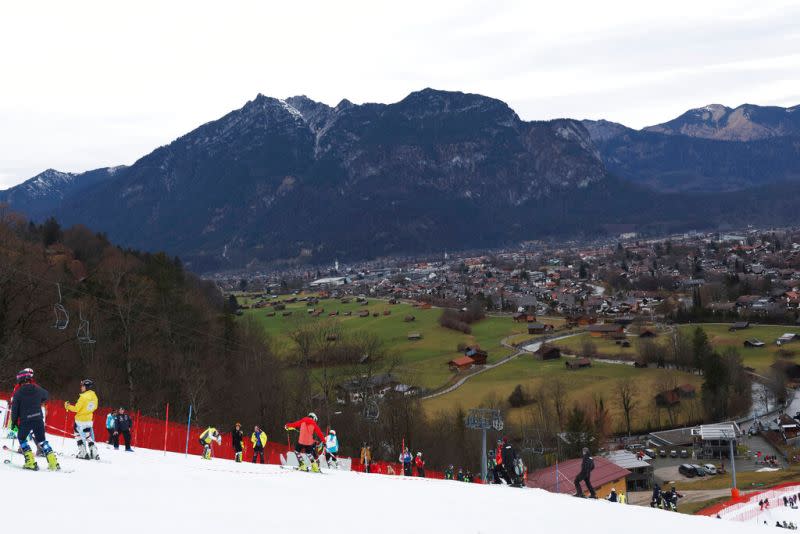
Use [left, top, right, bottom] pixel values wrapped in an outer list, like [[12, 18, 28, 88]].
[[548, 379, 568, 431], [616, 378, 638, 436]]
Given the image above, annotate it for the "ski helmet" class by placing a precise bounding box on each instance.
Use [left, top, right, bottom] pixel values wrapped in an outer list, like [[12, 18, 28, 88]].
[[329, 429, 336, 435], [308, 412, 318, 421], [16, 368, 34, 383], [81, 378, 95, 390], [416, 451, 422, 456]]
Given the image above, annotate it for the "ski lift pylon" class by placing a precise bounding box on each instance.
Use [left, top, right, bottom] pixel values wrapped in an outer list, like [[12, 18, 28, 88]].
[[53, 283, 69, 330]]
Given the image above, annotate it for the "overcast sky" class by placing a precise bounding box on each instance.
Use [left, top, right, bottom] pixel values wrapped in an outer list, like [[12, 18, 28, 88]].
[[1, 0, 798, 188]]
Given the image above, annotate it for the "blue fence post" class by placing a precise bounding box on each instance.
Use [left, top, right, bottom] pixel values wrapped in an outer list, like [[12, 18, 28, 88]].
[[184, 404, 193, 458]]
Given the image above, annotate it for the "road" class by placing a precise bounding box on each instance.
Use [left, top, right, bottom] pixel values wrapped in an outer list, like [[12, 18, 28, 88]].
[[421, 332, 579, 400]]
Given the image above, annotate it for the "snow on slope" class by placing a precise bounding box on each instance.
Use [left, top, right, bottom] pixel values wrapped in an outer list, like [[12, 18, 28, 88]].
[[2, 437, 757, 534]]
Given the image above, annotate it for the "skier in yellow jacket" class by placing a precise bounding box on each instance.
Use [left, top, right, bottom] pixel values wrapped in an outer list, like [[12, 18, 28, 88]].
[[64, 378, 99, 460], [199, 426, 221, 460]]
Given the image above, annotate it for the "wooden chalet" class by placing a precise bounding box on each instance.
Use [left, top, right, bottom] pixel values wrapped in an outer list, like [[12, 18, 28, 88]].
[[566, 357, 591, 370], [535, 345, 561, 361], [448, 356, 475, 372], [464, 347, 489, 365], [586, 324, 625, 338]]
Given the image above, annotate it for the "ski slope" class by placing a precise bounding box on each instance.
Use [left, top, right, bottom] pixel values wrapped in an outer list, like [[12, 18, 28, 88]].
[[2, 437, 762, 533]]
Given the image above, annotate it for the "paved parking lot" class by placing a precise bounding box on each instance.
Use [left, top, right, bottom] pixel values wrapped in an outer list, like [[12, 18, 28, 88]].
[[649, 434, 786, 484]]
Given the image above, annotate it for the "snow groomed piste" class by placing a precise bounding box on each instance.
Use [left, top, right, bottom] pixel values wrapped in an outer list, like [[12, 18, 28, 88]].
[[2, 434, 763, 534]]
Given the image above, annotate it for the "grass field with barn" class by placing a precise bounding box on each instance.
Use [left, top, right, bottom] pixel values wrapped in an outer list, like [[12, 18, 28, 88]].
[[239, 295, 535, 390], [550, 324, 800, 374]]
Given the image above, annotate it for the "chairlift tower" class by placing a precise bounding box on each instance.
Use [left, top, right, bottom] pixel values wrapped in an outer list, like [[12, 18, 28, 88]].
[[465, 408, 503, 483]]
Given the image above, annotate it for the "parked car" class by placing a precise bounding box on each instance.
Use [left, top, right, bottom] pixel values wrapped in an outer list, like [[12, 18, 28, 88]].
[[680, 449, 689, 458], [690, 464, 706, 476], [626, 444, 644, 452], [670, 450, 678, 458], [678, 464, 696, 478], [659, 449, 667, 458], [703, 464, 717, 475], [644, 448, 657, 458]]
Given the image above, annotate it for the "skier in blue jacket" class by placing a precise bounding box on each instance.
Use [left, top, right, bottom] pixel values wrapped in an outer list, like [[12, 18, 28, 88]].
[[399, 447, 413, 476], [105, 409, 117, 444], [324, 429, 339, 469]]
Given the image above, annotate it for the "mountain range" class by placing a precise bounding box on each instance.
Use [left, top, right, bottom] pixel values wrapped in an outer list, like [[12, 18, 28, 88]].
[[1, 90, 799, 271]]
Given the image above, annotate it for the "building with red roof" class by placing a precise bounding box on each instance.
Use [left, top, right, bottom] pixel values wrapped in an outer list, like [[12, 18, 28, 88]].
[[525, 456, 630, 499]]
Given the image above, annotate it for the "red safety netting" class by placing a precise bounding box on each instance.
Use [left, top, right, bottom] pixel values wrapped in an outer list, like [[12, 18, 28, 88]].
[[697, 482, 800, 521], [2, 392, 451, 479]]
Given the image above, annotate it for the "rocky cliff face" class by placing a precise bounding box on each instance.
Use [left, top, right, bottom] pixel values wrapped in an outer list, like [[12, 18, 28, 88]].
[[42, 89, 607, 269], [643, 103, 800, 141]]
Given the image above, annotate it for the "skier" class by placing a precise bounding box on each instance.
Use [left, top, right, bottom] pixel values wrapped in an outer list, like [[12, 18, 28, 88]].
[[64, 378, 99, 460], [456, 467, 464, 481], [231, 422, 244, 463], [199, 426, 221, 460], [324, 429, 339, 469], [105, 409, 117, 445], [284, 412, 325, 472], [665, 486, 683, 511], [501, 438, 521, 486], [414, 451, 426, 477], [360, 443, 372, 473], [399, 446, 413, 476], [607, 488, 618, 503], [650, 484, 662, 508], [495, 439, 514, 484], [9, 369, 60, 471], [9, 367, 45, 457], [573, 447, 596, 498], [251, 425, 267, 464], [444, 464, 454, 480], [113, 407, 133, 451]]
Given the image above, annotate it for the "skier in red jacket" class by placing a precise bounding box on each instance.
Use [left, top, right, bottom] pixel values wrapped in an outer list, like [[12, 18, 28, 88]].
[[285, 412, 325, 472]]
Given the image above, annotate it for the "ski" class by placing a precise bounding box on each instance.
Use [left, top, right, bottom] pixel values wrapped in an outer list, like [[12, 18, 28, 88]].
[[3, 445, 64, 457], [279, 464, 326, 474], [3, 461, 74, 473]]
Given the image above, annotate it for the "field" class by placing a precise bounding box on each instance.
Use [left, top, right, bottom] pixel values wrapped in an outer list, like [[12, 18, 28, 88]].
[[549, 324, 800, 374], [240, 295, 533, 390], [422, 354, 704, 429]]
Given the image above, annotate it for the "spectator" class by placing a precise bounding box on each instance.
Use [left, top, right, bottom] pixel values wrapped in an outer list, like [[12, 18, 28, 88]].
[[231, 422, 244, 463], [414, 451, 425, 477], [444, 465, 454, 480], [607, 488, 618, 503], [105, 409, 117, 445], [251, 425, 267, 464], [113, 407, 133, 452], [399, 447, 413, 476], [360, 443, 372, 473]]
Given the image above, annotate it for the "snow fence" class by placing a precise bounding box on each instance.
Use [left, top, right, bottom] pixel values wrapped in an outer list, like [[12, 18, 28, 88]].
[[2, 392, 445, 478]]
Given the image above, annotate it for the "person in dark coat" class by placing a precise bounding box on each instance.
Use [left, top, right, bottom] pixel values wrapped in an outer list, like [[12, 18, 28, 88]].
[[607, 488, 618, 503], [652, 484, 663, 508], [501, 438, 520, 486], [10, 368, 60, 470], [573, 447, 596, 498], [231, 422, 244, 463], [113, 407, 134, 451]]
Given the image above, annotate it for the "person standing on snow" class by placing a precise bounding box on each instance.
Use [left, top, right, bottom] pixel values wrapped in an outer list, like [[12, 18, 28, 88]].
[[113, 407, 133, 451], [199, 426, 221, 460], [284, 412, 325, 472], [607, 488, 618, 503], [324, 429, 339, 469], [414, 451, 426, 477], [231, 422, 244, 463], [105, 409, 117, 445], [360, 443, 372, 473], [501, 438, 520, 486], [573, 447, 596, 498], [65, 378, 99, 460], [10, 369, 60, 471], [399, 447, 413, 476], [251, 425, 267, 464]]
